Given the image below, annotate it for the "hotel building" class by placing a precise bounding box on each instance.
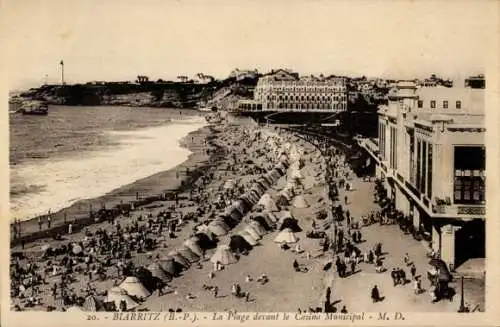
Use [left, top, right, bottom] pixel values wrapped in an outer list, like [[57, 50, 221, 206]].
[[238, 69, 347, 113], [359, 81, 485, 270]]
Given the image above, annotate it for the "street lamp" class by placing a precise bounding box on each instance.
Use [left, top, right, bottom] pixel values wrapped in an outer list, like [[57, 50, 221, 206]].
[[457, 276, 467, 312]]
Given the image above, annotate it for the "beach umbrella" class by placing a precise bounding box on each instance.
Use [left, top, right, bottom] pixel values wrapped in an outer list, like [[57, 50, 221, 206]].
[[119, 276, 151, 300], [229, 235, 253, 253], [167, 251, 191, 268], [183, 238, 204, 256], [160, 258, 183, 276], [237, 231, 259, 246], [210, 245, 238, 265], [177, 246, 200, 263], [146, 262, 172, 283], [83, 295, 104, 312], [72, 244, 83, 255], [293, 195, 310, 209], [106, 287, 138, 310], [243, 225, 262, 240], [274, 228, 299, 244]]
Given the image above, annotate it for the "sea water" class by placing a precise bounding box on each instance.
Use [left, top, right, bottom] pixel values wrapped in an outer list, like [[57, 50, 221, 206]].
[[9, 105, 206, 221]]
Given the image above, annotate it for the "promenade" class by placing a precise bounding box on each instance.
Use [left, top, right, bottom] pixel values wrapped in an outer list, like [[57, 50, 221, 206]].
[[326, 175, 485, 312]]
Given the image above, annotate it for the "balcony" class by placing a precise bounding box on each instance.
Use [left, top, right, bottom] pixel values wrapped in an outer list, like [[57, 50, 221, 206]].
[[432, 204, 486, 218]]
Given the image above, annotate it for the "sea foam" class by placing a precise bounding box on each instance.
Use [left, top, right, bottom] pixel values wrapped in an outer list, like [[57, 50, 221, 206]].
[[10, 116, 207, 221]]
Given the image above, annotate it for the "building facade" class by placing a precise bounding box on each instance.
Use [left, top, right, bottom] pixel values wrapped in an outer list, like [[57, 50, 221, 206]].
[[360, 81, 485, 270], [239, 69, 347, 112]]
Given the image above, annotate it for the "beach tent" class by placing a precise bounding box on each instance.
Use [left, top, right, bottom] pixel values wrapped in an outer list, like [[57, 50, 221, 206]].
[[160, 258, 183, 277], [147, 262, 172, 283], [207, 221, 230, 236], [245, 191, 260, 204], [229, 235, 253, 253], [250, 212, 275, 230], [249, 220, 268, 235], [256, 177, 272, 189], [194, 232, 217, 249], [274, 228, 299, 244], [210, 245, 238, 265], [167, 251, 191, 268], [119, 276, 151, 300], [106, 287, 138, 310], [237, 231, 259, 246], [258, 194, 279, 212], [232, 200, 247, 215], [195, 225, 217, 241], [238, 195, 254, 209], [224, 205, 243, 222], [83, 295, 104, 312], [183, 238, 204, 256], [177, 246, 201, 263], [279, 217, 302, 233], [243, 225, 263, 240], [293, 195, 310, 209]]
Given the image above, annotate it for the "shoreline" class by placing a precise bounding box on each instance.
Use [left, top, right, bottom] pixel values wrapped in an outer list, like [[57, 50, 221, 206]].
[[10, 123, 216, 248]]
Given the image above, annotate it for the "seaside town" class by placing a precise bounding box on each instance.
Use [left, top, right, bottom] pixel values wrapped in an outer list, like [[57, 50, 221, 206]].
[[9, 67, 486, 315]]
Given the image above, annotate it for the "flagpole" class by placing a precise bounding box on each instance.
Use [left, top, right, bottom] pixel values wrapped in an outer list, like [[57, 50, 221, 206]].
[[60, 60, 65, 85]]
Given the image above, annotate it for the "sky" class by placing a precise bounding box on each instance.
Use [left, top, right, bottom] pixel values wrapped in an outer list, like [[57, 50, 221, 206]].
[[1, 0, 497, 90]]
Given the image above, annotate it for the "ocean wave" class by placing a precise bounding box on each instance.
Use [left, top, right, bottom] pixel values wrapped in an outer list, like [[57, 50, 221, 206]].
[[10, 119, 207, 221]]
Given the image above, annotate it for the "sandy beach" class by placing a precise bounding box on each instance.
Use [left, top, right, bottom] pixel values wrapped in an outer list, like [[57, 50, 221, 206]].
[[9, 114, 484, 313]]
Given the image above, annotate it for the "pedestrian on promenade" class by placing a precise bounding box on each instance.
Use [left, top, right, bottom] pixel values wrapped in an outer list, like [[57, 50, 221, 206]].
[[410, 263, 417, 279], [413, 278, 421, 295], [350, 260, 356, 275], [68, 223, 73, 235], [47, 216, 52, 229], [38, 217, 42, 231], [344, 195, 348, 205], [371, 285, 381, 303], [340, 305, 348, 313], [391, 269, 397, 286], [400, 269, 407, 285], [326, 286, 331, 303], [404, 253, 410, 266]]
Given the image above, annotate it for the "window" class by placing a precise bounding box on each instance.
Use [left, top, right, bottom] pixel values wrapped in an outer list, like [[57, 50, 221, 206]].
[[417, 100, 423, 108], [430, 100, 436, 109], [443, 101, 448, 109], [456, 101, 461, 109], [453, 146, 486, 204]]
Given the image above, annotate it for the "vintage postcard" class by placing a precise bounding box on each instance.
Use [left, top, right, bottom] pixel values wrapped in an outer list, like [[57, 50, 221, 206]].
[[1, 0, 499, 326]]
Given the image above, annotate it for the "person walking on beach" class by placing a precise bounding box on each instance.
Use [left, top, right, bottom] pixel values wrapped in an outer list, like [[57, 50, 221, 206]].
[[325, 286, 331, 303], [213, 286, 218, 298], [68, 223, 73, 235], [410, 263, 417, 279], [371, 285, 381, 303]]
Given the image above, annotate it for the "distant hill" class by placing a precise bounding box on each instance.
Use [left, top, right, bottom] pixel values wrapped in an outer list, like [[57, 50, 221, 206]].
[[13, 74, 261, 110]]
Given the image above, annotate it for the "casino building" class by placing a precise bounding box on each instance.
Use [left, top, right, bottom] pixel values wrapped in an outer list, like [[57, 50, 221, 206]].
[[236, 70, 347, 123], [358, 81, 485, 270]]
